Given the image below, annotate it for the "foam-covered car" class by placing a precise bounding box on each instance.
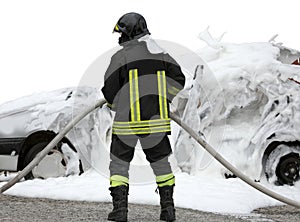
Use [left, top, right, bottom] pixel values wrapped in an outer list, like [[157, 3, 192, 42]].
[[173, 39, 300, 186], [0, 87, 102, 179]]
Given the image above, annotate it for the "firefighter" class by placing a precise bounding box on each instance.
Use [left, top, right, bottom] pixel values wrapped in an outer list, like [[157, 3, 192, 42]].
[[102, 12, 185, 222]]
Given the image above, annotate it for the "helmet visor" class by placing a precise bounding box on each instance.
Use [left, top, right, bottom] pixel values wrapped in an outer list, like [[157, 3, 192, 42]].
[[113, 24, 121, 33]]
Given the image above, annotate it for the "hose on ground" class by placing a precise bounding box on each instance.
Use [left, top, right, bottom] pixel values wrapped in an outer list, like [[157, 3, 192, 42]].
[[1, 99, 300, 209]]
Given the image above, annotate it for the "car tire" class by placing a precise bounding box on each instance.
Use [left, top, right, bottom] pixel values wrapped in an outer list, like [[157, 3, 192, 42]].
[[275, 152, 300, 185], [264, 143, 300, 185], [23, 142, 67, 180]]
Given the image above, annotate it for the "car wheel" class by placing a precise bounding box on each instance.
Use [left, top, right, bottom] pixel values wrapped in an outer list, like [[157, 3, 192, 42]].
[[264, 143, 300, 185], [23, 142, 67, 180], [275, 153, 300, 185]]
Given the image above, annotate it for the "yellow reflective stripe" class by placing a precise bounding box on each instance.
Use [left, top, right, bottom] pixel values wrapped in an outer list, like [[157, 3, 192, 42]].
[[113, 125, 171, 133], [168, 86, 180, 96], [156, 173, 175, 187], [112, 130, 171, 135], [134, 69, 141, 121], [112, 125, 171, 135], [129, 69, 135, 121], [110, 175, 129, 187], [113, 123, 169, 128], [113, 119, 171, 128], [129, 69, 141, 122], [114, 118, 171, 125], [157, 70, 168, 119], [157, 71, 164, 119], [112, 126, 171, 134], [114, 24, 119, 31], [161, 70, 168, 119], [156, 173, 174, 182], [158, 177, 175, 187]]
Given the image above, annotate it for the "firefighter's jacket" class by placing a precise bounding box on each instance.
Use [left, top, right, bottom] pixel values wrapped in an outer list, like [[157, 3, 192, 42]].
[[102, 40, 185, 136]]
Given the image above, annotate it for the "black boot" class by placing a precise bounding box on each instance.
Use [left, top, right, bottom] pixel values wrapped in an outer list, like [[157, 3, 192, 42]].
[[108, 185, 129, 222], [158, 185, 176, 221]]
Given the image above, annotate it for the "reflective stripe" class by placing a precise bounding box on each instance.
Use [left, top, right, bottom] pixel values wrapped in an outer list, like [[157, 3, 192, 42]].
[[156, 173, 175, 187], [162, 71, 168, 119], [113, 119, 170, 128], [110, 175, 129, 187], [114, 24, 119, 31], [134, 69, 141, 121], [129, 69, 135, 121], [112, 125, 171, 135], [157, 71, 164, 118], [168, 86, 180, 96], [129, 69, 141, 122], [157, 71, 168, 119]]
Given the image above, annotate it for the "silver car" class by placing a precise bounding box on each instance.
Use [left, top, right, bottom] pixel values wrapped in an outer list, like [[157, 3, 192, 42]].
[[0, 87, 103, 179]]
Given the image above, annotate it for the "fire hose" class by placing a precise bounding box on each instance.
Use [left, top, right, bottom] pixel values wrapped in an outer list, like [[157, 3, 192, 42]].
[[1, 99, 300, 208]]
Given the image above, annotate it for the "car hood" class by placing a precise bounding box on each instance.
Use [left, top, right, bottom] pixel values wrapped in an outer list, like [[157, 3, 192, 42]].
[[0, 87, 101, 138]]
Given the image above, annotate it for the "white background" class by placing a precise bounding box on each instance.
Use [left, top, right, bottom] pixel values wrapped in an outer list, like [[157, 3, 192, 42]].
[[0, 0, 299, 105]]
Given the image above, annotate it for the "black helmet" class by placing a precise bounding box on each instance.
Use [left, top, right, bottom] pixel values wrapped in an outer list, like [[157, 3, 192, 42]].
[[113, 12, 150, 44]]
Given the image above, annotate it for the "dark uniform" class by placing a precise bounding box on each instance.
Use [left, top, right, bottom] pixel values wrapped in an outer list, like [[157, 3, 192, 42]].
[[102, 12, 185, 222]]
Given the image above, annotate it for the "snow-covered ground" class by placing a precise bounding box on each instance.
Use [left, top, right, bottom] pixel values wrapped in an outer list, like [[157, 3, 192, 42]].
[[1, 33, 300, 215], [1, 170, 300, 214]]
